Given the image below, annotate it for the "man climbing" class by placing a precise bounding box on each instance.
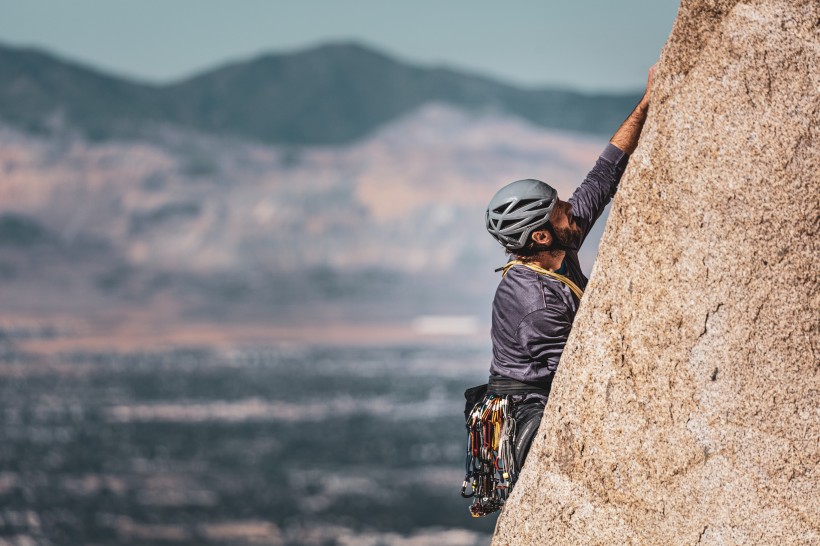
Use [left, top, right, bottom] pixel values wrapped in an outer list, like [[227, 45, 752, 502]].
[[462, 65, 654, 517]]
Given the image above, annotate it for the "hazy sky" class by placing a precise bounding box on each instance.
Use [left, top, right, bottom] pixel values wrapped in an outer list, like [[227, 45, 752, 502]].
[[0, 1, 679, 92]]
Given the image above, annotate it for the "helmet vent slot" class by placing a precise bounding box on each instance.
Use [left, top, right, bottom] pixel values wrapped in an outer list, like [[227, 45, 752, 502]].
[[514, 199, 538, 211]]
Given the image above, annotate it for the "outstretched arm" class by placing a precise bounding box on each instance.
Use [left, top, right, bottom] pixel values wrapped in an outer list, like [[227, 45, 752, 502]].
[[610, 64, 655, 155], [566, 64, 657, 246]]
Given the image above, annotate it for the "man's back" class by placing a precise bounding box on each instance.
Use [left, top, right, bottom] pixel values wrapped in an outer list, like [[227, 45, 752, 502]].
[[490, 254, 586, 383]]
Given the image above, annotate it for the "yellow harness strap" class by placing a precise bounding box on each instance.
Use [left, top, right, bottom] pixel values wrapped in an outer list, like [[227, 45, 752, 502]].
[[500, 260, 584, 300]]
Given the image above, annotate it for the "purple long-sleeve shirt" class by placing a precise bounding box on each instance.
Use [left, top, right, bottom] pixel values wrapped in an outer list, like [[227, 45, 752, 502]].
[[489, 143, 630, 385]]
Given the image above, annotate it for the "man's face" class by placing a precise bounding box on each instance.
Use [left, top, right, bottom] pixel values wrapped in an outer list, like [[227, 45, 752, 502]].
[[536, 199, 585, 249]]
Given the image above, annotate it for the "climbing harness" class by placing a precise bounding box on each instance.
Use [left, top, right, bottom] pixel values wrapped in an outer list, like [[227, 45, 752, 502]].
[[498, 260, 584, 300], [460, 375, 553, 517], [461, 394, 517, 517]]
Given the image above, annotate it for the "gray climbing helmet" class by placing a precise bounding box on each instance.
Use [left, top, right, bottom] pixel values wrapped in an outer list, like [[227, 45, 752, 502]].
[[485, 179, 558, 250]]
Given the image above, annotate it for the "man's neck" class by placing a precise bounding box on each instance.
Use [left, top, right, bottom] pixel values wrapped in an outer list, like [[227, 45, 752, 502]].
[[523, 250, 566, 272]]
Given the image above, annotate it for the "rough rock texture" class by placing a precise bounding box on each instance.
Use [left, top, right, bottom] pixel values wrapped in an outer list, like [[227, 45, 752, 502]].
[[493, 1, 819, 544]]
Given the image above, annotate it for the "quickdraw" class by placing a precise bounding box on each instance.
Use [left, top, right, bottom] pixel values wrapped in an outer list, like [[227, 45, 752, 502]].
[[460, 394, 517, 517]]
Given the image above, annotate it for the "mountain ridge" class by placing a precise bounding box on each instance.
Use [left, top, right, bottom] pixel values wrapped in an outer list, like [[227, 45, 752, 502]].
[[0, 40, 641, 145]]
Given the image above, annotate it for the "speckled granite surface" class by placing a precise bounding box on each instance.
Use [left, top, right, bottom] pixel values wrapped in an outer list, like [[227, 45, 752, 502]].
[[492, 1, 819, 544]]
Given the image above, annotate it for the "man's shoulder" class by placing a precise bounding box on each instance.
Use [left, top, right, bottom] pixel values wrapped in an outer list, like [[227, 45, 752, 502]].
[[494, 265, 541, 306], [493, 265, 567, 315], [495, 264, 580, 309], [500, 263, 578, 290]]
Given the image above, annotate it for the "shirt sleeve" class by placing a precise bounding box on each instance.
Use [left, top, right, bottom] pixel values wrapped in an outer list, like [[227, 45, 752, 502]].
[[567, 142, 630, 247], [515, 306, 572, 374]]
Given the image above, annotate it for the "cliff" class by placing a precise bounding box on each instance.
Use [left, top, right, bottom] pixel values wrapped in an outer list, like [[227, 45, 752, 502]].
[[493, 1, 819, 543]]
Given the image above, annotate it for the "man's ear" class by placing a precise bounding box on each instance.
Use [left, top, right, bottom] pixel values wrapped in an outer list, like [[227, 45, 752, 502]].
[[531, 229, 552, 246]]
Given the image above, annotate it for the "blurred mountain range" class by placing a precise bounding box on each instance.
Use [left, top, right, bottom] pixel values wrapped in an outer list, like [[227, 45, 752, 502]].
[[0, 41, 639, 145], [0, 42, 634, 344]]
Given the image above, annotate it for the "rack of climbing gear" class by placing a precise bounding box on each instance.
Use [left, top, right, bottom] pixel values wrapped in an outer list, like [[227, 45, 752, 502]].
[[460, 394, 517, 517]]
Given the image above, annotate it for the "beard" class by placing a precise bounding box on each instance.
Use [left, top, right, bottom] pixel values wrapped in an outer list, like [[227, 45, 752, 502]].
[[548, 216, 586, 251], [513, 216, 588, 259]]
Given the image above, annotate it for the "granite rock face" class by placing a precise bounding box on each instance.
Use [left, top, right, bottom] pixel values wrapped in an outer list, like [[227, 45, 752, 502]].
[[493, 1, 819, 544]]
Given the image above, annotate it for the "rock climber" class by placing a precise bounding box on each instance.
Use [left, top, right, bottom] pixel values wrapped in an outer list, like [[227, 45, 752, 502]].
[[462, 65, 655, 517]]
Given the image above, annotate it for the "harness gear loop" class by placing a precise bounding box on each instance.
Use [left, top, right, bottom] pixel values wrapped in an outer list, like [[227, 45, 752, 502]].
[[499, 260, 584, 300]]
